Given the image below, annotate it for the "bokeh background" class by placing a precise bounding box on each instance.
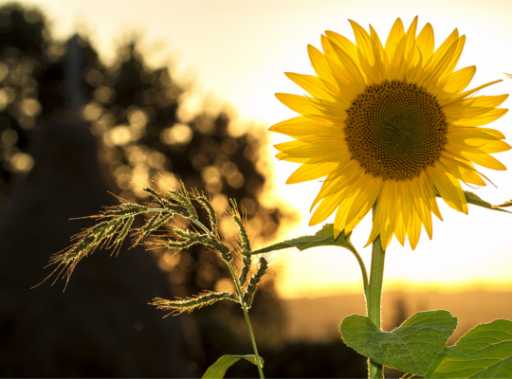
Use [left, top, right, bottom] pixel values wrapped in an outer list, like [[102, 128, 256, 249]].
[[1, 0, 511, 377]]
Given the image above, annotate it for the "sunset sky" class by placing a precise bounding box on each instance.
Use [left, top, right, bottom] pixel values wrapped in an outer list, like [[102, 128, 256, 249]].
[[14, 0, 512, 298]]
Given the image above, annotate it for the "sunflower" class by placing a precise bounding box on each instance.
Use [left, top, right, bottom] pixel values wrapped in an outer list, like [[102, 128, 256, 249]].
[[271, 17, 509, 249]]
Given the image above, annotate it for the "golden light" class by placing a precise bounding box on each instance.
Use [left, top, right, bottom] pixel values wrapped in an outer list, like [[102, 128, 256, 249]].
[[10, 152, 34, 173], [20, 0, 512, 299], [106, 125, 132, 146], [160, 123, 193, 145], [0, 89, 9, 110]]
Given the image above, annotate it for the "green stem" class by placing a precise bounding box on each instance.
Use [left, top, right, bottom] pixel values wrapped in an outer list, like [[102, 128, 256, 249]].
[[226, 262, 265, 379], [348, 243, 369, 300], [241, 306, 265, 379], [367, 236, 386, 379]]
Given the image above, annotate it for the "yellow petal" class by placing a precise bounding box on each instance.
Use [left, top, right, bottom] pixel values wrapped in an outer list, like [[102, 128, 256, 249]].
[[307, 44, 337, 86], [349, 19, 374, 64], [459, 151, 507, 170], [461, 79, 502, 98], [325, 36, 367, 87], [286, 162, 337, 184], [275, 140, 344, 159], [415, 195, 433, 239], [275, 152, 309, 163], [311, 161, 361, 208], [369, 181, 397, 248], [416, 22, 434, 60], [385, 18, 405, 58], [324, 30, 358, 60], [463, 94, 509, 108], [310, 191, 345, 225], [344, 177, 382, 232], [285, 72, 335, 100], [430, 29, 459, 65], [479, 140, 511, 153], [270, 117, 337, 137], [333, 191, 360, 235], [275, 93, 318, 114], [405, 16, 419, 38], [367, 25, 386, 82], [419, 172, 443, 220], [459, 167, 486, 186], [439, 156, 485, 186], [444, 103, 504, 121], [421, 39, 459, 85], [275, 92, 347, 120], [395, 213, 407, 245], [443, 66, 476, 93], [428, 165, 467, 213], [448, 125, 505, 140], [404, 16, 419, 58], [441, 35, 466, 79], [454, 108, 508, 126], [408, 212, 422, 249]]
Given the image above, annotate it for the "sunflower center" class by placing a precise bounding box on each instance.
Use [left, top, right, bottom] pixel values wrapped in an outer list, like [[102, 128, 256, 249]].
[[345, 80, 447, 180]]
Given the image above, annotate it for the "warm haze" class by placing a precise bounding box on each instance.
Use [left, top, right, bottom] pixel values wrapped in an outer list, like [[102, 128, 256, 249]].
[[17, 0, 512, 298]]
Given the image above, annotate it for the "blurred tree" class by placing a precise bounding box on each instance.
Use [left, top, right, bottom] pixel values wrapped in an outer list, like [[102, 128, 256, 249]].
[[0, 1, 289, 377], [0, 2, 48, 200], [0, 4, 191, 376]]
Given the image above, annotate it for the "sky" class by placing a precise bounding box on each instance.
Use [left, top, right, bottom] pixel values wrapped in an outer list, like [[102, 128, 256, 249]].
[[11, 0, 512, 298]]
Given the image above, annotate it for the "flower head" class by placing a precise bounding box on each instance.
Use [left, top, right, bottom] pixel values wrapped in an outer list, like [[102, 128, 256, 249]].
[[272, 17, 509, 249]]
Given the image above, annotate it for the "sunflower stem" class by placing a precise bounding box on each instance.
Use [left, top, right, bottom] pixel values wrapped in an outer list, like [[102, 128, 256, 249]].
[[367, 236, 386, 379]]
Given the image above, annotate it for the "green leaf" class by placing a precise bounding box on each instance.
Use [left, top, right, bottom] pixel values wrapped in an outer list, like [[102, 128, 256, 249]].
[[464, 191, 511, 213], [201, 354, 263, 379], [428, 319, 512, 378], [252, 224, 354, 254], [340, 311, 457, 376]]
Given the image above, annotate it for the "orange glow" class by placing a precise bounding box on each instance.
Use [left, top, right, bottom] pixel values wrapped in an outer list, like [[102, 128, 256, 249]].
[[21, 0, 512, 298]]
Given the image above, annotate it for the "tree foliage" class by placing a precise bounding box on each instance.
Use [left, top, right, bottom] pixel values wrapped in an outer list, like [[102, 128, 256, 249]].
[[0, 2, 288, 375]]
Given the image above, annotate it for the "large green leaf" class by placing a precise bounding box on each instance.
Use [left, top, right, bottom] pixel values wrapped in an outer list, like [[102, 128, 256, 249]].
[[428, 319, 512, 378], [340, 311, 457, 376], [463, 191, 511, 213], [252, 223, 354, 254], [201, 354, 262, 379]]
